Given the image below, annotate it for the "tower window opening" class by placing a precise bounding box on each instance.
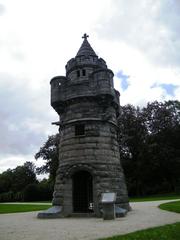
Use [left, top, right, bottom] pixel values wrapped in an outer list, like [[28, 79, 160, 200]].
[[75, 124, 85, 136], [82, 69, 86, 76], [77, 70, 80, 77]]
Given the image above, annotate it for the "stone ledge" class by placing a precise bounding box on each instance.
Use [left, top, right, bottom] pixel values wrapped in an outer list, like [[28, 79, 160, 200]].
[[37, 206, 62, 219], [115, 206, 128, 218]]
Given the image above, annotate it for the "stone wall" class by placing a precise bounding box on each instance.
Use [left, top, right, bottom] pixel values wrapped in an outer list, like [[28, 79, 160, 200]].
[[52, 106, 129, 216]]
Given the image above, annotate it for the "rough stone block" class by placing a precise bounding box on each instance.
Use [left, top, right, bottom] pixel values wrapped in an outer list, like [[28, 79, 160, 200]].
[[37, 206, 62, 219]]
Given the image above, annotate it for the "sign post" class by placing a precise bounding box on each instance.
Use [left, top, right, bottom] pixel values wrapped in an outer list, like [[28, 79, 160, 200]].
[[101, 192, 116, 220]]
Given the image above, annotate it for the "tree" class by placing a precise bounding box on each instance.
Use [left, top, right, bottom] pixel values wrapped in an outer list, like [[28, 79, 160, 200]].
[[143, 100, 180, 134], [118, 104, 149, 196], [0, 162, 37, 193], [0, 169, 13, 193], [142, 100, 180, 192], [35, 134, 59, 182], [119, 100, 180, 196], [23, 179, 53, 201], [0, 162, 37, 202], [11, 161, 37, 192]]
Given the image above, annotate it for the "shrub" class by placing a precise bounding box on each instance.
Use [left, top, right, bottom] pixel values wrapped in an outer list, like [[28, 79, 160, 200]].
[[23, 182, 53, 201], [0, 191, 14, 202]]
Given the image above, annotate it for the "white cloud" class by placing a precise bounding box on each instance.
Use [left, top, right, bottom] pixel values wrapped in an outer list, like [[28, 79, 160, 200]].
[[0, 0, 180, 172], [94, 0, 180, 105], [0, 73, 57, 156], [96, 0, 180, 67]]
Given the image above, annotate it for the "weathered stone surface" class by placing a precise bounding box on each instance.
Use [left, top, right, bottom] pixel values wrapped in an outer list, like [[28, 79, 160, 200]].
[[40, 35, 130, 218], [37, 206, 62, 219], [115, 206, 128, 217]]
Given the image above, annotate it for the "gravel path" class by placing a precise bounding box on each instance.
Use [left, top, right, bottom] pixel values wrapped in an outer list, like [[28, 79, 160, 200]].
[[0, 200, 179, 240]]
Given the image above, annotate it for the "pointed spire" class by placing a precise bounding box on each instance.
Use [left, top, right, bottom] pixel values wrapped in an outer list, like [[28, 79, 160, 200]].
[[76, 33, 97, 57]]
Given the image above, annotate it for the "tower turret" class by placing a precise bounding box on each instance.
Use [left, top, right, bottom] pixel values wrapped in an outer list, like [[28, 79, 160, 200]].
[[39, 34, 130, 218]]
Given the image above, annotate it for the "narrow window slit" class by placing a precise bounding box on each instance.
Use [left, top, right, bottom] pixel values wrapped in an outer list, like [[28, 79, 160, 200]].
[[77, 70, 80, 77], [82, 69, 86, 76], [75, 124, 85, 136]]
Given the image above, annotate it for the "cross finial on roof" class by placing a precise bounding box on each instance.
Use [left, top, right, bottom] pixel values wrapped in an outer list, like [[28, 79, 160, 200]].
[[76, 33, 97, 57], [82, 33, 89, 40]]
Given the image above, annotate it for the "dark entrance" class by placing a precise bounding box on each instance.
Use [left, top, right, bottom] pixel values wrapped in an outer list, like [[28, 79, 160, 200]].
[[72, 170, 93, 213]]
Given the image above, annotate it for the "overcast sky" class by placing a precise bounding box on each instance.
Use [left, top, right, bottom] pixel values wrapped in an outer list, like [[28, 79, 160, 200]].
[[0, 0, 180, 174]]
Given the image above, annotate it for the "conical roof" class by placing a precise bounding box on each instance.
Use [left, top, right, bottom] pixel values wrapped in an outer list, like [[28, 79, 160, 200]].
[[76, 34, 97, 57]]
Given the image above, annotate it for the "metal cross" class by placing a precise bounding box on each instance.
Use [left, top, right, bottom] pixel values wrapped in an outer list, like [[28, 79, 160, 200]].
[[82, 33, 89, 40]]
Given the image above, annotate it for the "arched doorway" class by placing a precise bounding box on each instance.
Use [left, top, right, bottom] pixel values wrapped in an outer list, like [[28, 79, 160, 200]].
[[72, 170, 93, 213]]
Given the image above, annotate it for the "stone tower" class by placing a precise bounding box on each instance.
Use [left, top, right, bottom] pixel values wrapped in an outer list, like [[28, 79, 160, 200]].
[[40, 34, 130, 218]]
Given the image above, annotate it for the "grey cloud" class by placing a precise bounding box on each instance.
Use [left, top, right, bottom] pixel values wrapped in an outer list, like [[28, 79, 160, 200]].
[[95, 0, 180, 67], [0, 4, 5, 16], [0, 73, 56, 157]]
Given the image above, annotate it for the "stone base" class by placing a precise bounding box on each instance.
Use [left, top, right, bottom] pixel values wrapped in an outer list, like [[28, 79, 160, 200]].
[[70, 213, 95, 217], [119, 202, 132, 212], [115, 206, 128, 218], [37, 206, 62, 219], [37, 204, 130, 219]]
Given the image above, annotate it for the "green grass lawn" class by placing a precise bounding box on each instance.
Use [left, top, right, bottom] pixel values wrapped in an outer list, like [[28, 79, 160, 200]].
[[100, 200, 180, 240], [130, 194, 180, 202], [99, 222, 180, 240], [0, 203, 51, 214], [159, 200, 180, 213]]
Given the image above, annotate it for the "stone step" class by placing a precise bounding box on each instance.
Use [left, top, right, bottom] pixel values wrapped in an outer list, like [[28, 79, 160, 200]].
[[70, 212, 95, 218]]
